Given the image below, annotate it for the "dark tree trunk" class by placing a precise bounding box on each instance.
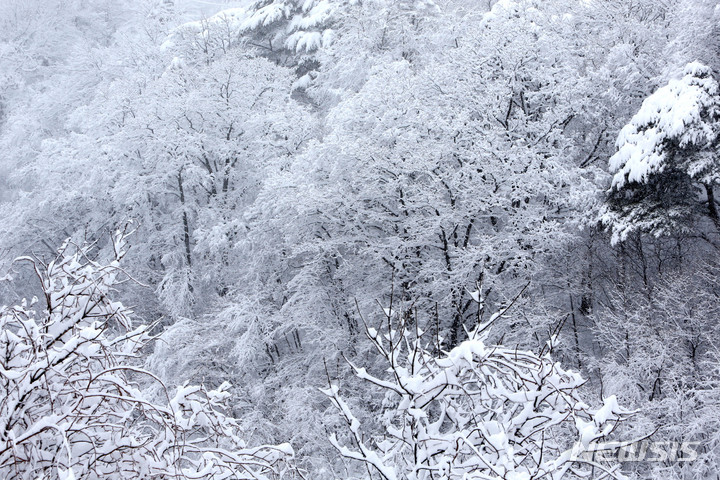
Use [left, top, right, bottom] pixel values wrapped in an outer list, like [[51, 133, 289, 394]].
[[704, 183, 720, 231], [177, 169, 193, 269]]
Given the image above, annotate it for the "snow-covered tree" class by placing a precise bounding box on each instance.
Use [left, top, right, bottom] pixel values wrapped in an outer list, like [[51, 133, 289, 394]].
[[4, 1, 720, 479], [665, 0, 720, 75], [251, 0, 602, 356], [0, 0, 177, 276], [2, 26, 313, 317], [589, 248, 720, 480], [0, 230, 294, 479], [107, 48, 311, 315], [604, 62, 720, 242], [324, 306, 634, 480]]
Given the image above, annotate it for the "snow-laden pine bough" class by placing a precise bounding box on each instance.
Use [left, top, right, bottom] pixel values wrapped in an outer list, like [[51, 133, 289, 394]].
[[0, 229, 294, 480], [323, 298, 638, 480], [603, 61, 720, 242]]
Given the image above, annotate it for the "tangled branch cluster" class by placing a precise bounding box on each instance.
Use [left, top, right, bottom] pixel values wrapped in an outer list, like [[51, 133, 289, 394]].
[[0, 232, 293, 479]]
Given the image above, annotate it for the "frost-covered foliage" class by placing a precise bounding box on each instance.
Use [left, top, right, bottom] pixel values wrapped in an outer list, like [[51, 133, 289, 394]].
[[0, 231, 293, 479], [3, 33, 313, 318], [588, 242, 720, 480], [610, 62, 720, 189], [166, 0, 442, 99], [251, 0, 600, 358], [665, 0, 720, 75], [242, 0, 337, 52], [3, 1, 720, 479], [604, 62, 720, 241], [324, 309, 633, 480], [165, 0, 340, 71]]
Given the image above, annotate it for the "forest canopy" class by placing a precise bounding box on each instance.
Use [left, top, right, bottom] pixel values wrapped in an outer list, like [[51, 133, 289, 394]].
[[1, 0, 719, 479]]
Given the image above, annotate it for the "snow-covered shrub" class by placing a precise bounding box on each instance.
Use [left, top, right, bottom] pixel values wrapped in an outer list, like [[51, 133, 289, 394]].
[[323, 307, 633, 480], [0, 231, 293, 479]]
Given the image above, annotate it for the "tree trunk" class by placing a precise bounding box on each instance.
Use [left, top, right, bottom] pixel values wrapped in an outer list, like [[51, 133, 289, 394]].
[[704, 183, 720, 231], [177, 168, 195, 295], [569, 295, 583, 370], [177, 169, 193, 269]]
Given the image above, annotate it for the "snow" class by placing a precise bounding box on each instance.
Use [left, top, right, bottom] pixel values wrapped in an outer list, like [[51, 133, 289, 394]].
[[610, 62, 720, 189], [293, 73, 313, 90], [286, 30, 323, 52], [172, 6, 251, 38], [3, 0, 707, 477], [58, 467, 77, 480], [593, 395, 621, 424], [448, 338, 487, 364], [289, 1, 332, 30], [242, 3, 288, 30]]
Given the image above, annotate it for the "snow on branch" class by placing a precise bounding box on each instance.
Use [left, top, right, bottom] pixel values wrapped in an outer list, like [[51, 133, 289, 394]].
[[610, 62, 720, 189], [323, 309, 633, 480], [0, 231, 294, 479]]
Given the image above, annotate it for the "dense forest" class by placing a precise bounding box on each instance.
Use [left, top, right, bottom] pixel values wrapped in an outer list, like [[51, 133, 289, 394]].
[[1, 0, 719, 478]]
